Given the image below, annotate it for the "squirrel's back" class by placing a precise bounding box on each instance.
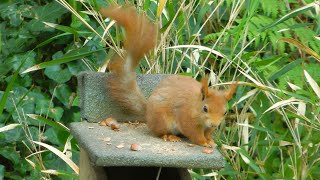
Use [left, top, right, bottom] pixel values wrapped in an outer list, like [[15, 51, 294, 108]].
[[145, 75, 203, 135], [146, 75, 237, 147]]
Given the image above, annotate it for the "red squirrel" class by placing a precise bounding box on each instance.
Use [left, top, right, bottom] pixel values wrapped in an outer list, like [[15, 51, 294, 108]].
[[100, 4, 237, 147]]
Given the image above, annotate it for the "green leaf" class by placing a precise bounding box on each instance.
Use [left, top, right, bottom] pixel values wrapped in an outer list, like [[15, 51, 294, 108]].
[[32, 89, 52, 116], [62, 106, 80, 123], [67, 61, 88, 75], [280, 38, 320, 62], [44, 127, 65, 146], [8, 52, 36, 75], [0, 62, 11, 79], [27, 114, 69, 132], [0, 51, 30, 115], [26, 1, 68, 32], [34, 32, 72, 49], [268, 58, 304, 81], [41, 169, 78, 178], [33, 141, 79, 174], [48, 107, 64, 121], [44, 65, 72, 84], [278, 63, 320, 90], [54, 84, 72, 107], [260, 2, 316, 32], [22, 48, 104, 74], [34, 98, 51, 115], [42, 22, 79, 35], [0, 164, 4, 180], [0, 124, 21, 133], [236, 148, 265, 179], [0, 146, 20, 165], [0, 125, 23, 144], [0, 4, 23, 27]]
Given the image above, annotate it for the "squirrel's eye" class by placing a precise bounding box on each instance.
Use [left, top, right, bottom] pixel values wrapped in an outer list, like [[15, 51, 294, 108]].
[[203, 105, 208, 113]]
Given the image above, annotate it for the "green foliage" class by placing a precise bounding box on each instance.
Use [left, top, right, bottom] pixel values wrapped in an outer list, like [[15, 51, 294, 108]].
[[1, 0, 319, 179], [0, 0, 87, 178]]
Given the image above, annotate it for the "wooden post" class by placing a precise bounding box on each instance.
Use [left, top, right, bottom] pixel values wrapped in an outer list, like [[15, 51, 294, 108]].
[[79, 148, 107, 180]]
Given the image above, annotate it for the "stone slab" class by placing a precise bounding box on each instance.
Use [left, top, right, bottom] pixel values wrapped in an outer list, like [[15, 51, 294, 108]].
[[70, 122, 225, 169], [77, 72, 168, 123]]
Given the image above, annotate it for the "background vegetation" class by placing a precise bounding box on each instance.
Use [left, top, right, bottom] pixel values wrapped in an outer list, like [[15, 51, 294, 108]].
[[0, 0, 319, 179]]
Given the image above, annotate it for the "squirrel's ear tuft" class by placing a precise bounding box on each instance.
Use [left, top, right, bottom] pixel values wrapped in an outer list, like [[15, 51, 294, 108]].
[[224, 81, 238, 101], [201, 75, 209, 100]]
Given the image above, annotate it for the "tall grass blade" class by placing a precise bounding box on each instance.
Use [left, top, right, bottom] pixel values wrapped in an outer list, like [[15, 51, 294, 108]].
[[0, 124, 21, 133], [41, 169, 77, 178], [264, 98, 299, 113], [236, 148, 266, 179], [0, 55, 27, 115], [157, 0, 167, 17], [280, 38, 320, 62], [27, 114, 69, 132], [268, 58, 304, 81], [166, 45, 226, 58], [33, 141, 79, 174], [43, 22, 79, 35], [35, 33, 72, 49], [304, 70, 320, 98], [21, 49, 103, 74], [260, 2, 316, 32]]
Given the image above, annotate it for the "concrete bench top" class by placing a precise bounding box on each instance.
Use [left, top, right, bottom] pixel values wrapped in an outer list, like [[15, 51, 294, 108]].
[[73, 72, 225, 170], [70, 121, 225, 169]]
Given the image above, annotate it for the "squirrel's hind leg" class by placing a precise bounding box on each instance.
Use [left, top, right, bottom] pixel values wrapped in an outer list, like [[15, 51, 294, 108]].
[[161, 135, 181, 142]]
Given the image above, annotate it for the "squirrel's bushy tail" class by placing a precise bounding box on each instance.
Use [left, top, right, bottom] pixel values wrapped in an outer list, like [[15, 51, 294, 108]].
[[100, 4, 157, 121]]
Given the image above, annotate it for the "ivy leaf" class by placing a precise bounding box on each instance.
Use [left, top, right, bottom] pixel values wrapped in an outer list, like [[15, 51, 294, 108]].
[[44, 65, 72, 84], [0, 146, 21, 165], [32, 89, 52, 117], [48, 106, 64, 121], [26, 1, 68, 32], [44, 127, 67, 146], [54, 84, 72, 107], [0, 165, 4, 180], [8, 51, 36, 75], [62, 106, 81, 123], [34, 98, 52, 115], [0, 125, 23, 144], [0, 4, 23, 27]]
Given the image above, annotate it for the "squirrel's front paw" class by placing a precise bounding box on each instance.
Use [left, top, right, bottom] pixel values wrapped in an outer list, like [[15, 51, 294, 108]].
[[161, 135, 181, 142], [207, 140, 216, 148], [200, 142, 213, 148], [199, 140, 216, 148]]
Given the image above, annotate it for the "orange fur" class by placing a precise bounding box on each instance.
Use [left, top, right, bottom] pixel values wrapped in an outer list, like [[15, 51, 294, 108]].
[[146, 75, 237, 147], [101, 4, 237, 147], [100, 4, 157, 120]]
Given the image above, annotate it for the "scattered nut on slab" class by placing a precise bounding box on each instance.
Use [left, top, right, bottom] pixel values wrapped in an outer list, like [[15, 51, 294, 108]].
[[127, 121, 145, 127], [202, 148, 214, 154], [105, 117, 117, 127], [99, 137, 111, 142], [116, 143, 125, 149], [100, 117, 117, 127], [130, 144, 142, 151], [99, 120, 107, 126], [111, 123, 120, 131]]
